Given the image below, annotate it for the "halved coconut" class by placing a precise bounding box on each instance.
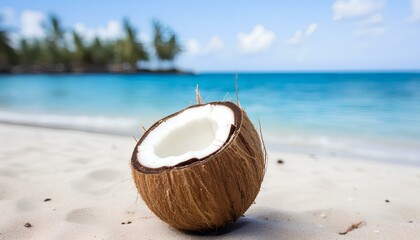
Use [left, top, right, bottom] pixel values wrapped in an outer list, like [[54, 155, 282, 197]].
[[131, 101, 266, 232]]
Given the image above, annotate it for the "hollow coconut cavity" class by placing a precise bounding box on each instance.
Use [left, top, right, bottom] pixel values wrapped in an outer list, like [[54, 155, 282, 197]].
[[131, 101, 266, 231], [137, 103, 235, 169]]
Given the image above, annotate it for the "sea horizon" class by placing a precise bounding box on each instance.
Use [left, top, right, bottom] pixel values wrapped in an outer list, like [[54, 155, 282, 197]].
[[200, 69, 420, 74]]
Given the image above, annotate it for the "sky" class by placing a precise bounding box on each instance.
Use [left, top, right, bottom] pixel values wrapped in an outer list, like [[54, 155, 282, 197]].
[[1, 0, 420, 72]]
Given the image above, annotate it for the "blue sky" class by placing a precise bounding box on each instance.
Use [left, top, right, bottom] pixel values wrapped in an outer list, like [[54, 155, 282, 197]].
[[1, 0, 420, 72]]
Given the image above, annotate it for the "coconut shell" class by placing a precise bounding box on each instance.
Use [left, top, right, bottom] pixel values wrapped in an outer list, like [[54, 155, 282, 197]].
[[131, 101, 266, 232]]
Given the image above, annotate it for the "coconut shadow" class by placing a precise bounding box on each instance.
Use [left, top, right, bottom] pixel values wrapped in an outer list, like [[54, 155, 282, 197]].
[[178, 208, 326, 239], [181, 217, 251, 236]]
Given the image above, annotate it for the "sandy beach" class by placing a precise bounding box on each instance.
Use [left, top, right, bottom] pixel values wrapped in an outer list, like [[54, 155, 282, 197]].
[[0, 123, 419, 239]]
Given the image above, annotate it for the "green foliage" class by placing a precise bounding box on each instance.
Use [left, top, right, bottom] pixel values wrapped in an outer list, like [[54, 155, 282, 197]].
[[43, 14, 67, 65], [153, 20, 182, 67], [115, 19, 149, 71], [90, 37, 114, 66], [18, 39, 43, 66], [72, 31, 90, 64], [1, 14, 182, 72], [0, 18, 18, 70]]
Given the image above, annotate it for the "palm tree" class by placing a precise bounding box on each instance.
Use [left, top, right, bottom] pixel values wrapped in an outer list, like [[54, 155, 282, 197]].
[[152, 20, 182, 69], [166, 34, 182, 67], [90, 37, 106, 66], [1, 13, 186, 73], [115, 19, 148, 71], [72, 30, 90, 66], [18, 38, 43, 68], [43, 14, 66, 70], [0, 18, 17, 72]]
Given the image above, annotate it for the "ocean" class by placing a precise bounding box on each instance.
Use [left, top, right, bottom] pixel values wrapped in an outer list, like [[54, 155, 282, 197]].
[[1, 73, 419, 164]]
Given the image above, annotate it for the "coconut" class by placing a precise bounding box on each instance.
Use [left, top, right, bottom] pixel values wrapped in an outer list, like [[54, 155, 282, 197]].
[[131, 101, 266, 232]]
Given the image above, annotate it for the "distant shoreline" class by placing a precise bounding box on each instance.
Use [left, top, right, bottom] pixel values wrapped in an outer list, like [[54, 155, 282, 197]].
[[0, 67, 194, 75], [2, 69, 420, 75]]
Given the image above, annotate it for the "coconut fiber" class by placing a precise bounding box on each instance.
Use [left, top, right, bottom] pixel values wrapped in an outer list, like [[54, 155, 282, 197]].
[[131, 101, 266, 232]]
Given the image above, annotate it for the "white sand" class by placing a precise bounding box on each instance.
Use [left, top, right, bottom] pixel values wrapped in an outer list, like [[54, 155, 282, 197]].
[[0, 123, 419, 239]]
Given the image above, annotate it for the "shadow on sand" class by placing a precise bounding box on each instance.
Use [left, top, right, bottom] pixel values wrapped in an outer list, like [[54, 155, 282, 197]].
[[179, 207, 331, 239]]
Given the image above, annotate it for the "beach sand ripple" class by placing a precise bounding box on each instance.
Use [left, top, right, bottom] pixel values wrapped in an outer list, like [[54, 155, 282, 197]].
[[0, 123, 419, 239]]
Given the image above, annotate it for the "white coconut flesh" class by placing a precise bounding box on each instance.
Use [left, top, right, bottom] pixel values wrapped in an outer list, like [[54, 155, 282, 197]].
[[137, 104, 235, 169]]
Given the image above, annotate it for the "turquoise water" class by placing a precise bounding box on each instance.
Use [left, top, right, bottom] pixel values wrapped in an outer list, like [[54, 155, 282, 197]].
[[1, 73, 419, 164]]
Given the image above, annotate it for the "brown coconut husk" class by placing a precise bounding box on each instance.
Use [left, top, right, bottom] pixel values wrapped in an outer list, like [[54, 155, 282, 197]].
[[131, 101, 266, 232]]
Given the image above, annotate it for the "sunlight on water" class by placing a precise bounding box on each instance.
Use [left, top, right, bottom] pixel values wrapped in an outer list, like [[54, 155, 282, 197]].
[[0, 73, 419, 163]]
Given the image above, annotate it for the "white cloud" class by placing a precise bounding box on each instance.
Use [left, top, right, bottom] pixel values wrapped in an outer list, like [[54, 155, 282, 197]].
[[406, 0, 420, 22], [354, 26, 386, 36], [332, 1, 386, 39], [237, 24, 275, 54], [305, 23, 318, 36], [186, 36, 224, 56], [186, 39, 200, 56], [20, 10, 46, 38], [362, 13, 384, 24], [139, 32, 150, 43], [74, 20, 123, 41], [356, 13, 386, 38], [206, 36, 224, 53], [74, 23, 87, 34], [1, 7, 15, 24], [287, 30, 303, 45], [332, 0, 384, 20], [287, 23, 318, 45]]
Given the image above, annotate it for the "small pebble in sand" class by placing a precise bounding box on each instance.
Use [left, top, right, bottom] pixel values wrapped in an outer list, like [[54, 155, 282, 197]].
[[374, 230, 379, 233], [277, 159, 284, 164], [408, 221, 413, 223], [44, 198, 51, 202], [24, 223, 32, 228], [121, 222, 126, 225], [385, 199, 390, 203], [319, 213, 327, 218]]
